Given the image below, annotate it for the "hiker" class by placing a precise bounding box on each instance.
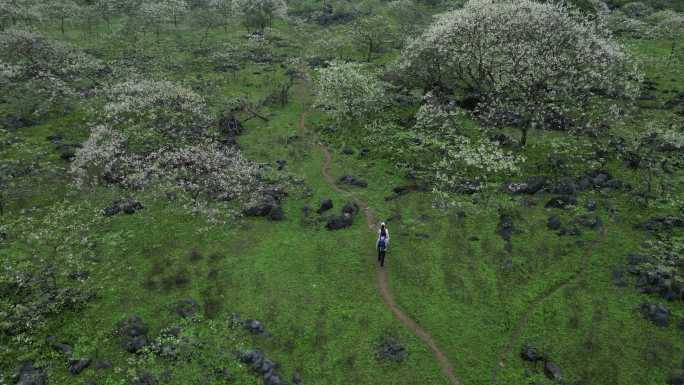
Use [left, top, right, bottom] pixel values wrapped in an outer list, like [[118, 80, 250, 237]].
[[377, 222, 389, 267], [377, 236, 387, 267], [378, 222, 390, 245]]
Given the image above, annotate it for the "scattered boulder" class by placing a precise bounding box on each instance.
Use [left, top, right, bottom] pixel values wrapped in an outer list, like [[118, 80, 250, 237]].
[[545, 195, 577, 209], [292, 371, 303, 385], [317, 198, 333, 214], [68, 358, 91, 375], [639, 302, 670, 327], [586, 200, 597, 211], [551, 177, 577, 195], [173, 298, 199, 318], [275, 159, 286, 170], [243, 196, 279, 217], [269, 206, 285, 221], [359, 148, 370, 157], [520, 344, 545, 362], [376, 338, 407, 363], [637, 216, 684, 232], [338, 175, 368, 188], [576, 215, 602, 229], [238, 349, 286, 385], [116, 315, 149, 354], [497, 214, 514, 242], [16, 361, 47, 385], [385, 184, 428, 200], [547, 215, 562, 231], [95, 360, 112, 370], [103, 198, 144, 216], [559, 226, 581, 237], [46, 336, 73, 356], [244, 319, 267, 335], [544, 361, 562, 381], [131, 371, 157, 385], [504, 176, 546, 195], [326, 214, 353, 230], [667, 372, 684, 385], [342, 147, 354, 155]]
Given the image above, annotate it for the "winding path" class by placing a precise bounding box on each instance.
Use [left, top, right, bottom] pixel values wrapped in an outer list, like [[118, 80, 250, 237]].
[[490, 228, 607, 384], [299, 113, 461, 385]]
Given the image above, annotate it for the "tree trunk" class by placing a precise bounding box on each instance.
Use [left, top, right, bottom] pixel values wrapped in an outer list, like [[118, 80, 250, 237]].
[[519, 126, 528, 147]]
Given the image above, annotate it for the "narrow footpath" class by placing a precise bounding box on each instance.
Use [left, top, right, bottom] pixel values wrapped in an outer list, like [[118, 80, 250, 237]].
[[300, 112, 461, 385]]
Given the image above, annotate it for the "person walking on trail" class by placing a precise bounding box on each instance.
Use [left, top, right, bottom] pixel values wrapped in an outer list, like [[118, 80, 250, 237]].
[[377, 222, 389, 267]]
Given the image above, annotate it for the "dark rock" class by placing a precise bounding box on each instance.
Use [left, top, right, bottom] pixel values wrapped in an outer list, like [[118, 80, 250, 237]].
[[116, 315, 149, 353], [212, 367, 233, 382], [547, 215, 562, 231], [586, 200, 597, 211], [576, 215, 602, 229], [326, 214, 353, 230], [639, 302, 670, 327], [162, 326, 182, 338], [342, 147, 354, 155], [415, 232, 430, 239], [452, 179, 481, 194], [131, 371, 157, 385], [244, 319, 266, 335], [359, 148, 370, 157], [338, 175, 368, 188], [292, 371, 303, 384], [60, 149, 76, 161], [504, 176, 546, 195], [637, 216, 684, 232], [46, 336, 73, 356], [552, 177, 577, 195], [68, 358, 91, 375], [17, 361, 47, 385], [544, 361, 562, 381], [520, 344, 545, 362], [173, 298, 199, 318], [489, 132, 518, 146], [559, 226, 582, 236], [418, 214, 432, 222], [317, 198, 333, 214], [377, 338, 407, 363], [275, 159, 286, 170], [244, 197, 278, 217], [668, 372, 684, 385], [103, 198, 144, 216], [679, 320, 684, 332], [577, 178, 592, 191], [545, 195, 577, 209], [341, 202, 359, 216], [497, 214, 514, 242], [269, 206, 285, 221], [612, 269, 628, 287]]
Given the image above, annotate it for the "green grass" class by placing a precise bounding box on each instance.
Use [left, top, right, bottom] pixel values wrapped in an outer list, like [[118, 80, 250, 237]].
[[2, 7, 684, 385]]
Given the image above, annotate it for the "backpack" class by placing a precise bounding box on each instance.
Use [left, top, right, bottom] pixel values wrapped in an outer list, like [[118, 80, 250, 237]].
[[378, 238, 386, 251]]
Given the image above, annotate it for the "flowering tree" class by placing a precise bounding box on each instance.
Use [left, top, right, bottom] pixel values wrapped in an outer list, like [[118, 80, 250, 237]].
[[98, 79, 213, 149], [351, 15, 394, 62], [231, 0, 287, 33], [0, 29, 103, 116], [73, 80, 268, 206], [314, 61, 387, 124], [399, 0, 641, 145]]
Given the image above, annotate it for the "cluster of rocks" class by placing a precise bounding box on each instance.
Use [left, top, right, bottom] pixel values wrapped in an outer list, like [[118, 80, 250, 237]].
[[115, 315, 150, 354], [46, 134, 82, 162], [519, 344, 563, 382], [325, 201, 360, 230], [173, 298, 200, 319], [238, 349, 300, 385], [637, 215, 684, 233], [376, 338, 407, 363], [337, 174, 368, 188], [46, 336, 92, 375], [625, 252, 684, 302], [639, 302, 671, 327], [547, 214, 602, 236], [14, 361, 47, 385], [243, 188, 287, 221], [384, 183, 428, 201], [230, 313, 270, 337], [103, 198, 144, 216], [504, 170, 624, 202]]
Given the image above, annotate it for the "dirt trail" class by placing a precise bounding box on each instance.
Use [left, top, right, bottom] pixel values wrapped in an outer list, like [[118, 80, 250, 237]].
[[490, 229, 607, 383], [299, 113, 461, 385]]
